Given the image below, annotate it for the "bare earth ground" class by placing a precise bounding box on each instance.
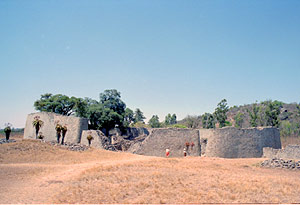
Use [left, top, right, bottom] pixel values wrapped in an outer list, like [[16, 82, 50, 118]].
[[0, 134, 300, 204]]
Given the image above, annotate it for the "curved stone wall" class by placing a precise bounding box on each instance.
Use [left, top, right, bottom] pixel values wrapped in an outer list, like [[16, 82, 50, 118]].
[[24, 112, 88, 143], [200, 127, 281, 158], [23, 113, 282, 158]]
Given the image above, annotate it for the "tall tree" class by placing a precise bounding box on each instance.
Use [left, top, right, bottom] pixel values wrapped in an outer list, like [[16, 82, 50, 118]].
[[264, 100, 282, 127], [234, 112, 244, 128], [148, 115, 161, 128], [134, 108, 145, 123], [202, 113, 215, 129], [214, 99, 229, 128], [165, 113, 177, 125], [100, 89, 126, 115], [34, 93, 79, 116], [247, 103, 260, 127], [184, 115, 199, 128], [124, 108, 134, 127], [86, 103, 123, 132], [34, 89, 130, 134]]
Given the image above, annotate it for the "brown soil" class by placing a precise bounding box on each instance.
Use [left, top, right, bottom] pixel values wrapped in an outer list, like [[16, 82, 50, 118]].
[[1, 135, 300, 204]]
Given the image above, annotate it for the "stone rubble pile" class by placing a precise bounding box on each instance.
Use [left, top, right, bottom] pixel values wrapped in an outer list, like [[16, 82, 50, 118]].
[[0, 138, 17, 144], [261, 158, 300, 170], [47, 141, 90, 152]]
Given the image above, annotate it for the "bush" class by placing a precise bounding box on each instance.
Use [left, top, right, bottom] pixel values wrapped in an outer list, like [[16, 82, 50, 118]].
[[171, 124, 187, 128]]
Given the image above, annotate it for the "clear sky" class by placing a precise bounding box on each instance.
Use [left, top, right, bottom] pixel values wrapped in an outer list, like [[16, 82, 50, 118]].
[[1, 0, 300, 128]]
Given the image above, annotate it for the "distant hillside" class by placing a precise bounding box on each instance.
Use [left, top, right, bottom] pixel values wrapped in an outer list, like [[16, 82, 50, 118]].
[[179, 101, 300, 137]]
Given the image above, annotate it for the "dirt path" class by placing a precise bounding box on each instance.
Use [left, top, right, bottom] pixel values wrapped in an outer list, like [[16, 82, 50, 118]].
[[0, 156, 150, 204]]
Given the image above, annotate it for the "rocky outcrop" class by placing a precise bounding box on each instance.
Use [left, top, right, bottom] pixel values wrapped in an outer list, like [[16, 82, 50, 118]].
[[110, 128, 150, 151]]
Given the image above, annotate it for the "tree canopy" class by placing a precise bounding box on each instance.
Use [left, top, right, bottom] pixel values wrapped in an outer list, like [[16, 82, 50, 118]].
[[34, 90, 144, 135], [202, 113, 215, 129], [149, 115, 161, 128], [214, 99, 229, 128], [134, 108, 145, 123], [164, 113, 177, 125], [34, 93, 82, 116]]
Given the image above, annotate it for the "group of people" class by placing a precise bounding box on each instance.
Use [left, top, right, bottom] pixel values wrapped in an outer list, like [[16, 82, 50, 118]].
[[165, 147, 189, 157], [165, 141, 195, 157]]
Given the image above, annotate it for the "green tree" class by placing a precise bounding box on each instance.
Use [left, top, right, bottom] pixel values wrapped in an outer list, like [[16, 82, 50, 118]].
[[296, 104, 300, 117], [247, 103, 260, 127], [184, 115, 199, 128], [234, 112, 244, 128], [214, 99, 229, 128], [100, 89, 126, 116], [264, 100, 282, 127], [34, 93, 80, 116], [148, 115, 161, 128], [86, 103, 123, 132], [74, 97, 98, 118], [34, 90, 130, 134], [134, 108, 145, 123], [165, 113, 177, 125], [202, 113, 215, 129], [124, 108, 134, 127]]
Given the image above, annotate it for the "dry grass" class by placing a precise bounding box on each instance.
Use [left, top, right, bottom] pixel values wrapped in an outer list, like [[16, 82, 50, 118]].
[[1, 139, 300, 204], [281, 136, 300, 148], [54, 157, 300, 204]]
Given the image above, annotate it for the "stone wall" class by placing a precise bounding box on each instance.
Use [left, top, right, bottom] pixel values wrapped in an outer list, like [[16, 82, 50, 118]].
[[200, 127, 281, 158], [24, 112, 88, 143], [263, 145, 300, 159], [81, 130, 109, 149], [23, 112, 282, 158], [129, 128, 201, 157]]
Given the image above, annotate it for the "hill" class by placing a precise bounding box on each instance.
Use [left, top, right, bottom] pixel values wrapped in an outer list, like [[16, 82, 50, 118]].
[[180, 101, 300, 138]]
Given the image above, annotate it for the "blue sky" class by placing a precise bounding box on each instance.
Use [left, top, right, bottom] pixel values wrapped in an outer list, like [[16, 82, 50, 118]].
[[1, 0, 300, 128]]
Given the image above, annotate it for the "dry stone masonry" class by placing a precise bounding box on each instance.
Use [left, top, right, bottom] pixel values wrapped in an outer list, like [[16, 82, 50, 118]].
[[128, 128, 200, 157], [263, 145, 300, 159], [200, 127, 281, 158], [47, 141, 90, 152], [261, 158, 300, 170], [24, 112, 282, 158], [24, 112, 88, 143]]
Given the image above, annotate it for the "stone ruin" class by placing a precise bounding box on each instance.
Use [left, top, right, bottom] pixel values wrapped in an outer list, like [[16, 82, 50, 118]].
[[24, 112, 88, 143], [24, 112, 282, 158], [263, 145, 300, 159]]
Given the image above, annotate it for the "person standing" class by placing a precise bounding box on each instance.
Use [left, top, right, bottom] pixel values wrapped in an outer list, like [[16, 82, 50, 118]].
[[166, 149, 170, 157]]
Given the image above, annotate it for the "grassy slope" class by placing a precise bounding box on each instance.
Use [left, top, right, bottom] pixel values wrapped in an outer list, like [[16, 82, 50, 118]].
[[0, 136, 300, 204]]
